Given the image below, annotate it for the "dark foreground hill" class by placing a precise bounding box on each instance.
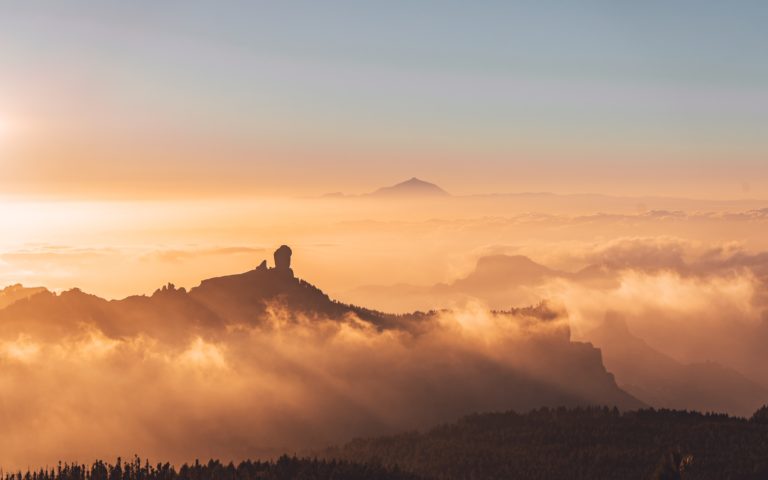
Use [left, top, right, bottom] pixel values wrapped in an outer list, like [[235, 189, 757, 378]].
[[9, 406, 768, 480], [1, 457, 423, 480], [323, 406, 768, 480]]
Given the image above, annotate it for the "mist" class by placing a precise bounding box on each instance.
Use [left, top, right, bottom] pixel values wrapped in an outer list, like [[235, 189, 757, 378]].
[[2, 193, 768, 468], [348, 235, 768, 411], [0, 292, 636, 469], [2, 195, 768, 300]]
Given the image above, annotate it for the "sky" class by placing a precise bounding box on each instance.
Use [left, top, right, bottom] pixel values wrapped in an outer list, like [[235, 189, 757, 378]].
[[1, 1, 767, 198]]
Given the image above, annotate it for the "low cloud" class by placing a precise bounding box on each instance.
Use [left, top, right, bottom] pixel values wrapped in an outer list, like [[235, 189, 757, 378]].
[[347, 236, 768, 393], [0, 297, 635, 469]]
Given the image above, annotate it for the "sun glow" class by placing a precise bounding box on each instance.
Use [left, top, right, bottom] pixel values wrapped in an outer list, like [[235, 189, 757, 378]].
[[0, 115, 16, 144]]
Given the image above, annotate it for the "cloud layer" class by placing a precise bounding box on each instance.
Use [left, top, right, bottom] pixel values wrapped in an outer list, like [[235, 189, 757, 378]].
[[0, 290, 638, 469]]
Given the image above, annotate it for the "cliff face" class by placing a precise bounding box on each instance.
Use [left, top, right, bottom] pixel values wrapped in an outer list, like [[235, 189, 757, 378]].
[[589, 315, 766, 416], [190, 266, 342, 323]]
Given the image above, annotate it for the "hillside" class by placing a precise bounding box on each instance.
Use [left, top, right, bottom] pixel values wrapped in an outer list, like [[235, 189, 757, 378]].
[[3, 457, 423, 480], [589, 315, 767, 417], [7, 407, 768, 479], [324, 406, 768, 480]]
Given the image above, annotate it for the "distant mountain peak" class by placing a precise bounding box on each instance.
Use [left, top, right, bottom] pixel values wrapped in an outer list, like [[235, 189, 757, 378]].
[[369, 177, 450, 197]]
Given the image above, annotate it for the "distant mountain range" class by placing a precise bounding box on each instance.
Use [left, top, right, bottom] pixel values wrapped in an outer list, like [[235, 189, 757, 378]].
[[347, 252, 768, 416], [589, 314, 766, 417], [348, 253, 657, 311], [347, 254, 575, 312]]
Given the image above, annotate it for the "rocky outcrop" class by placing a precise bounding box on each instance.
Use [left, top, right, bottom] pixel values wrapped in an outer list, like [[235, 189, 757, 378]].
[[273, 245, 293, 277]]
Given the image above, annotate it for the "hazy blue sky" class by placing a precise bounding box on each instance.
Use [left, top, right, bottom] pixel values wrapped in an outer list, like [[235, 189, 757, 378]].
[[1, 1, 767, 197]]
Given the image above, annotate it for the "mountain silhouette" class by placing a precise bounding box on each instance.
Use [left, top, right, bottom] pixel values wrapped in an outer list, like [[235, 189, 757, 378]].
[[346, 254, 768, 414], [348, 254, 570, 312], [450, 255, 562, 290], [0, 246, 643, 415], [368, 177, 450, 197], [0, 257, 397, 342], [588, 314, 766, 417], [348, 252, 696, 311]]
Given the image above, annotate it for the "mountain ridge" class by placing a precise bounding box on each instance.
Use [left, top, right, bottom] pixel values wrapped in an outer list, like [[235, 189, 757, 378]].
[[588, 314, 767, 417], [0, 246, 643, 416]]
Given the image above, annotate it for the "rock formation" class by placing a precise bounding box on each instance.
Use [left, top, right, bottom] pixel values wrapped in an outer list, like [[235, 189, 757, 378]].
[[273, 245, 293, 277]]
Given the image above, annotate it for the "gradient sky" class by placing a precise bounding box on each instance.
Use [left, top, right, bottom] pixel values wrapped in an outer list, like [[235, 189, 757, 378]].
[[1, 1, 767, 198]]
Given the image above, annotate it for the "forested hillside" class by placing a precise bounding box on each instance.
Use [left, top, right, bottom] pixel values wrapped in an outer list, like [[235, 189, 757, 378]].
[[5, 407, 768, 480], [0, 457, 422, 480], [324, 406, 768, 479]]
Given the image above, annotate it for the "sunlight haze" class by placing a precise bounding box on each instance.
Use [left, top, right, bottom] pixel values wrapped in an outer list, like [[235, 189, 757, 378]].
[[1, 2, 768, 476]]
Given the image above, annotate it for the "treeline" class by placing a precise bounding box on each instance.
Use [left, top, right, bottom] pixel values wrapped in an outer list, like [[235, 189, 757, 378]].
[[0, 457, 423, 480], [324, 405, 768, 480], [5, 406, 768, 480]]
